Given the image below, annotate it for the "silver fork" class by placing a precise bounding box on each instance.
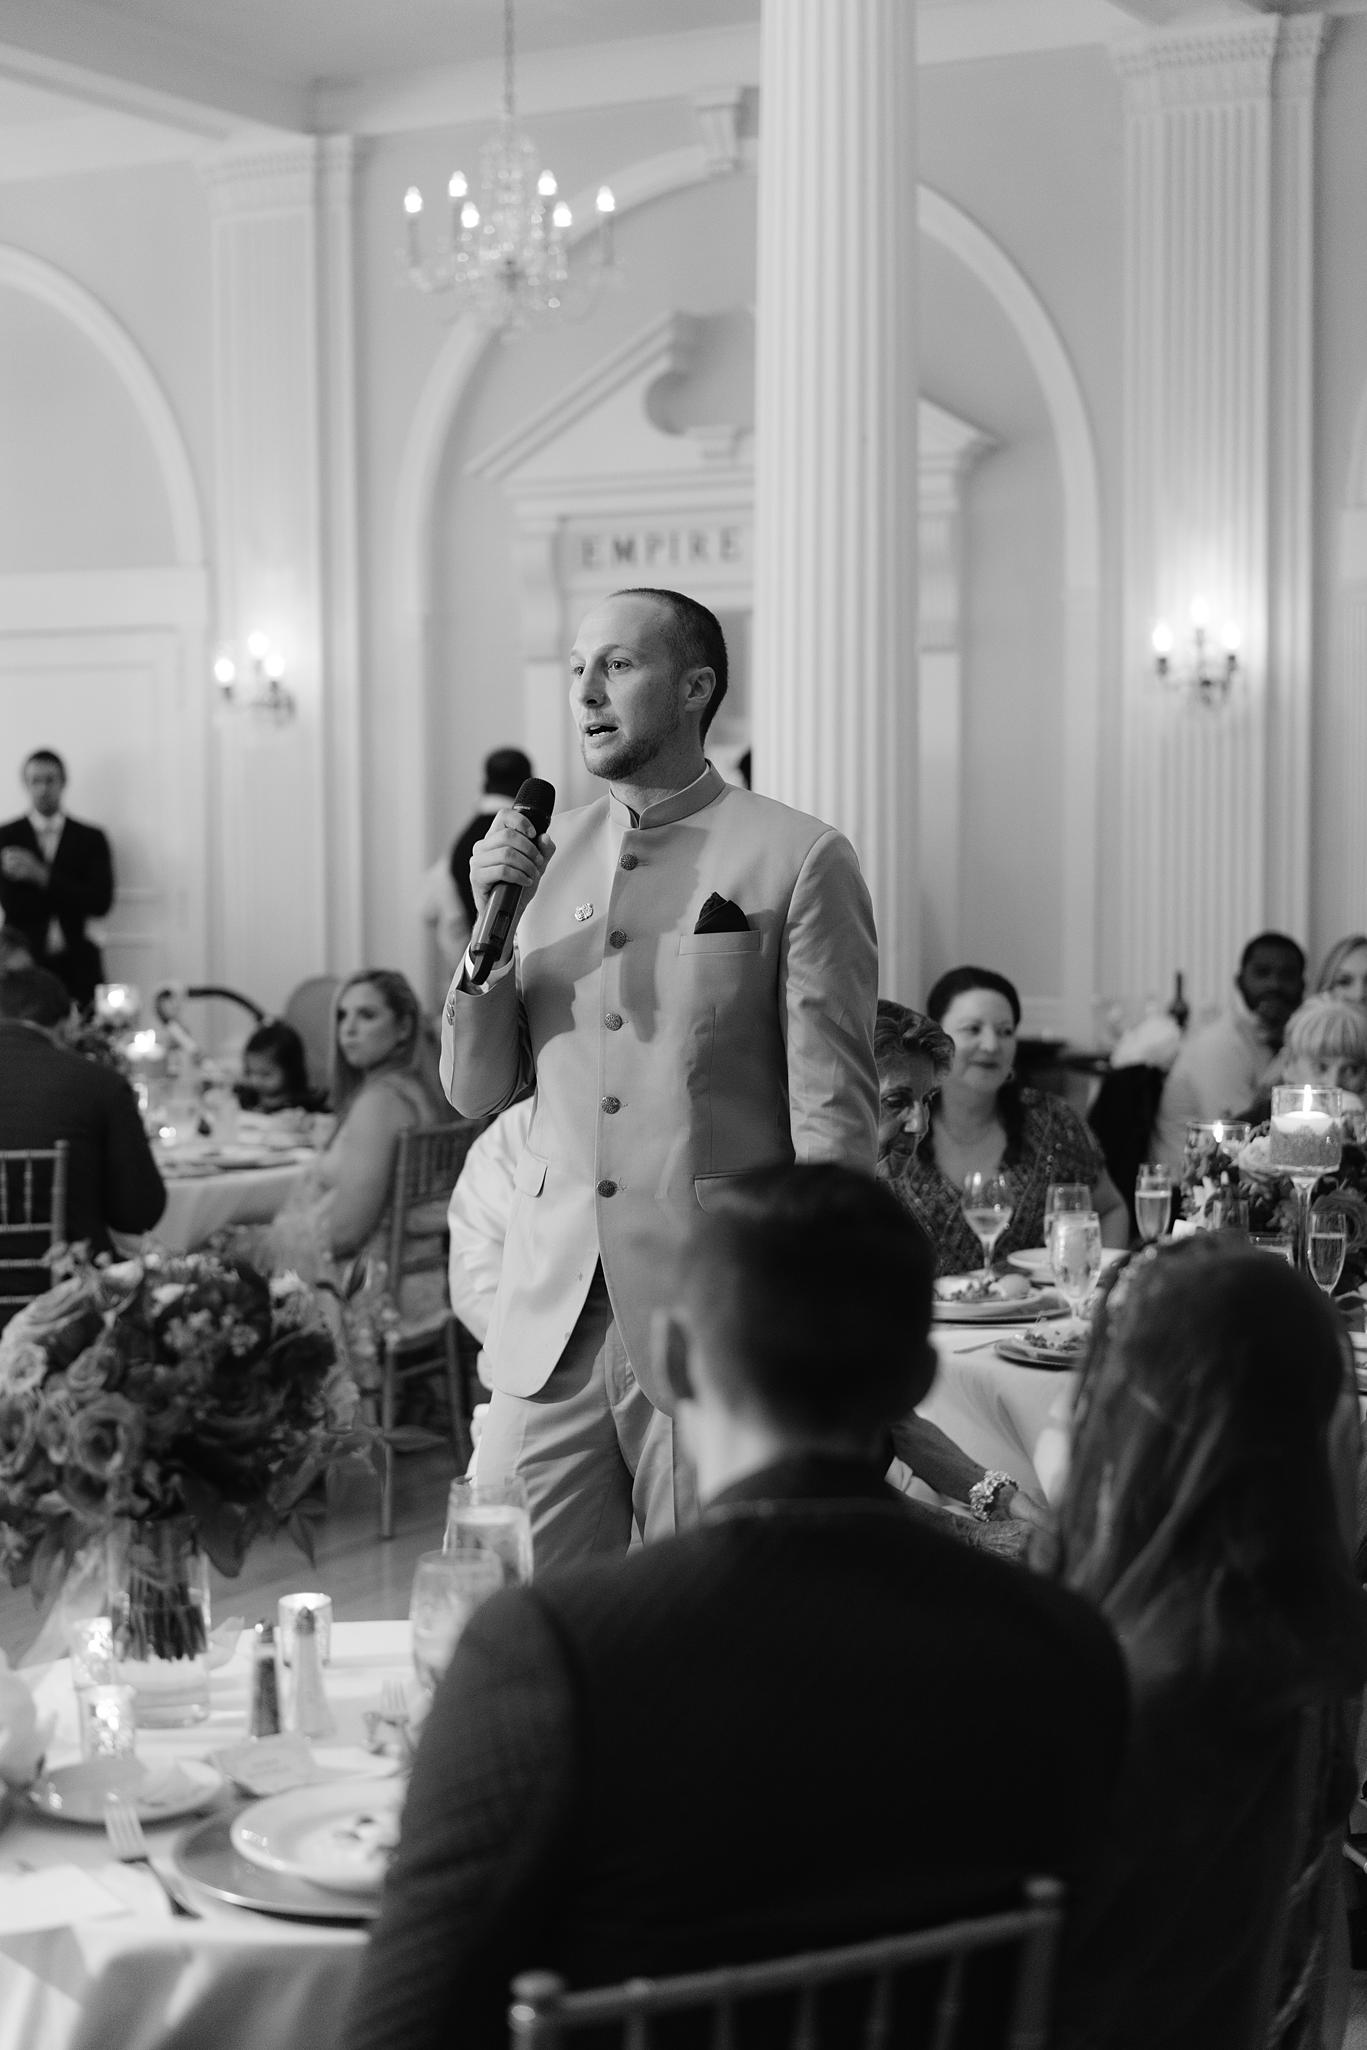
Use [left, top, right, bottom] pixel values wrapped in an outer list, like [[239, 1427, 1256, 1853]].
[[103, 1790, 199, 1918]]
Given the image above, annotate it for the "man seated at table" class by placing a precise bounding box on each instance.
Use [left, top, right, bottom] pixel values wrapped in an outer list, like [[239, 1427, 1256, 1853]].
[[0, 967, 164, 1256], [346, 1164, 1128, 2050], [1151, 930, 1305, 1172]]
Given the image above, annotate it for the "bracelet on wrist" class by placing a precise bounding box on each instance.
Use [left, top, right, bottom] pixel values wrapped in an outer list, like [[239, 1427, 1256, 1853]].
[[968, 1470, 1017, 1523]]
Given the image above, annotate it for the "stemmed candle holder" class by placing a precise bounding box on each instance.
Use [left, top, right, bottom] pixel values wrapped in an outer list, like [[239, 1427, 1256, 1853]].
[[1268, 1085, 1343, 1276]]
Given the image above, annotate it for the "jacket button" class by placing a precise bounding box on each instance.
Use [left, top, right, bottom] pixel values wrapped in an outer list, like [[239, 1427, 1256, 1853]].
[[601, 1096, 621, 1114], [604, 1012, 623, 1031], [620, 852, 638, 871], [597, 1178, 618, 1198], [608, 928, 628, 949]]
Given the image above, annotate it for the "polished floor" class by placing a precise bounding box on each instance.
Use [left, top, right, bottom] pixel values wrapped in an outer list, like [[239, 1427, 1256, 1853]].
[[0, 1445, 460, 1668]]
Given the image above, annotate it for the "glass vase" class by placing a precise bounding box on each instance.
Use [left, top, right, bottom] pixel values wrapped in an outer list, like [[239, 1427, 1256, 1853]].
[[107, 1520, 212, 1728]]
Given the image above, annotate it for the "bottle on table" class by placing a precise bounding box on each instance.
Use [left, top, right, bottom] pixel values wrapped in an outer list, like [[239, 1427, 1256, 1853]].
[[1168, 972, 1190, 1034]]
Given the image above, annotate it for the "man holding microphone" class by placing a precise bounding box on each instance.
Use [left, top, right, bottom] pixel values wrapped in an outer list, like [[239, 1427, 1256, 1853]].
[[441, 586, 878, 1569]]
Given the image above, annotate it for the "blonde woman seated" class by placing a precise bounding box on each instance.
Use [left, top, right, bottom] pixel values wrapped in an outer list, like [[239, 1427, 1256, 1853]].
[[266, 970, 454, 1332], [1047, 1238, 1367, 2050], [1240, 993, 1367, 1127], [1317, 934, 1367, 1010]]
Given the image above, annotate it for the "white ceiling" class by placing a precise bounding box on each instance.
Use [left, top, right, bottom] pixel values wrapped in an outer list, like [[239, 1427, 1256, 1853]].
[[0, 0, 1360, 178]]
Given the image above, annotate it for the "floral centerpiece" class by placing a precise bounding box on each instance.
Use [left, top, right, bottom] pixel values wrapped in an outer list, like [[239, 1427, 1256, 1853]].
[[0, 1251, 372, 1721], [1180, 1124, 1367, 1293]]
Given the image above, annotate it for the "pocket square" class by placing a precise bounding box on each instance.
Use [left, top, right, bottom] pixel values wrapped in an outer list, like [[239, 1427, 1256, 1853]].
[[695, 893, 750, 935]]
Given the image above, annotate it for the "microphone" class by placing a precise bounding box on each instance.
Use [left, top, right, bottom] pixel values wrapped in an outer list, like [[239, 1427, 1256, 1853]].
[[467, 777, 556, 986]]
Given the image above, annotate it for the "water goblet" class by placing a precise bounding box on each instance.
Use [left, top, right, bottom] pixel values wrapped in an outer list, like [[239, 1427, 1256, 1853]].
[[1050, 1209, 1103, 1331], [408, 1550, 504, 1695], [1306, 1220, 1348, 1296], [444, 1475, 534, 1586], [1043, 1181, 1091, 1250], [1133, 1166, 1172, 1245], [961, 1172, 1014, 1284]]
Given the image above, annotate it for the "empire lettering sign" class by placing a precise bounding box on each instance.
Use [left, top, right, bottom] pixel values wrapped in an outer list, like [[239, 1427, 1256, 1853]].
[[573, 523, 749, 575]]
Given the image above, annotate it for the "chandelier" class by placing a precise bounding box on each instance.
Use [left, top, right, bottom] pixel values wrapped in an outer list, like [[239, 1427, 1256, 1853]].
[[401, 0, 617, 332], [1150, 596, 1240, 710]]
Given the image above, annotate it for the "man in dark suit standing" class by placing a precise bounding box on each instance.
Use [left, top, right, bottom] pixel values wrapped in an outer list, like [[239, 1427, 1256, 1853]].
[[0, 968, 164, 1256], [0, 750, 114, 1009], [345, 1165, 1128, 2050]]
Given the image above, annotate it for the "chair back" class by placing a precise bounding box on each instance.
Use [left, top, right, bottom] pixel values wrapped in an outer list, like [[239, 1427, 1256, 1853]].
[[281, 976, 341, 1095], [384, 1120, 487, 1296], [0, 1142, 69, 1328], [1087, 1064, 1168, 1233], [509, 1879, 1064, 2050]]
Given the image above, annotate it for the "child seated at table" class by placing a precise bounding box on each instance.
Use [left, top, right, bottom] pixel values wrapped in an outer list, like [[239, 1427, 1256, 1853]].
[[235, 1019, 325, 1116]]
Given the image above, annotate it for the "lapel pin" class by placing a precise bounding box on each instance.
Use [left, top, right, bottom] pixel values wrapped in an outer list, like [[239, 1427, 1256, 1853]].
[[574, 903, 595, 923]]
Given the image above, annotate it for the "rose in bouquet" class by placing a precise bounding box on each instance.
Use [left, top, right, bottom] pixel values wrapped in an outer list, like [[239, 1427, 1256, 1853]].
[[1180, 1124, 1367, 1292], [0, 1251, 373, 1613]]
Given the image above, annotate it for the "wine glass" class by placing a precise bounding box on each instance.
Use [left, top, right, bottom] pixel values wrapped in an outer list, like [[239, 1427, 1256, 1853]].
[[1043, 1181, 1091, 1249], [1133, 1166, 1172, 1245], [1306, 1220, 1348, 1296], [961, 1172, 1014, 1283], [408, 1550, 503, 1694], [444, 1475, 534, 1586], [1050, 1210, 1102, 1330]]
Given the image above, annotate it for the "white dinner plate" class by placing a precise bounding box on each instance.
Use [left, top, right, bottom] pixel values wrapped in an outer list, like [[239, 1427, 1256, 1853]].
[[28, 1757, 223, 1826], [231, 1779, 405, 1895], [176, 1813, 380, 1923], [932, 1288, 1064, 1325], [1006, 1247, 1126, 1281]]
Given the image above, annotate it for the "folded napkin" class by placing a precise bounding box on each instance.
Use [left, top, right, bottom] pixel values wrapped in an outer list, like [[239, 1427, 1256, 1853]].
[[0, 1866, 128, 1935], [694, 893, 749, 935]]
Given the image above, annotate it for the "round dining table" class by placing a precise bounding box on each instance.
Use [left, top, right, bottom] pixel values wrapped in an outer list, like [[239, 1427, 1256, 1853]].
[[914, 1309, 1079, 1508], [112, 1143, 316, 1258]]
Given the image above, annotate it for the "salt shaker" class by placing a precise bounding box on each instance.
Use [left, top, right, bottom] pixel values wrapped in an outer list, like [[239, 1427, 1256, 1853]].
[[249, 1619, 282, 1737], [289, 1606, 335, 1740]]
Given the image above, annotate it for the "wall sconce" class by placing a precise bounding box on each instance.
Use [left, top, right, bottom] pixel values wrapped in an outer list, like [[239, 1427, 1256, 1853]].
[[213, 630, 295, 724], [1151, 597, 1239, 709]]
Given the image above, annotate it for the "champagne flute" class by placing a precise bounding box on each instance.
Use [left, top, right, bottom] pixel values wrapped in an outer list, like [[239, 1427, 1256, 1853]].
[[408, 1550, 503, 1694], [1050, 1210, 1102, 1330], [1133, 1166, 1172, 1245], [1307, 1221, 1348, 1296], [962, 1171, 1014, 1284]]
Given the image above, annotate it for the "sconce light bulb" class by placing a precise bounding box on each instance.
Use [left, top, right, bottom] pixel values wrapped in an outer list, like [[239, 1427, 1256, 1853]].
[[537, 170, 557, 198], [596, 185, 616, 215], [1151, 621, 1174, 659], [552, 201, 572, 229], [448, 172, 467, 200], [213, 655, 236, 687], [461, 200, 481, 231], [404, 186, 423, 217], [246, 629, 270, 661], [1221, 621, 1241, 656], [264, 650, 286, 682]]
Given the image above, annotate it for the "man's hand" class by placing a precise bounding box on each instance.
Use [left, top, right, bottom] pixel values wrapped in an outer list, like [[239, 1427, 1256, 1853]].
[[468, 808, 556, 920], [0, 847, 47, 887]]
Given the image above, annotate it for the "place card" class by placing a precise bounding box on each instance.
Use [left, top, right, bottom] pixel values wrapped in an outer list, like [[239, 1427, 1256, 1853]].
[[0, 1866, 128, 1935]]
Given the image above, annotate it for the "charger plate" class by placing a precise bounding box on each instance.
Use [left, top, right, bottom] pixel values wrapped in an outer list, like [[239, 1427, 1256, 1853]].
[[932, 1288, 1064, 1325], [174, 1811, 380, 1924]]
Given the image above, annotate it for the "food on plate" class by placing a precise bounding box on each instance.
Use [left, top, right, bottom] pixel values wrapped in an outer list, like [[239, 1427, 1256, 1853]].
[[1017, 1323, 1085, 1355], [934, 1271, 1032, 1305]]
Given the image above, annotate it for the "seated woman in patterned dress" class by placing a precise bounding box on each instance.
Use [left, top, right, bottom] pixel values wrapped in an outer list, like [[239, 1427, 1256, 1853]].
[[887, 965, 1128, 1274]]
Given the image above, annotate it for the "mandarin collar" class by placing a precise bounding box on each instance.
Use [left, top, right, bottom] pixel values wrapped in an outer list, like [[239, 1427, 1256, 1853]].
[[608, 762, 725, 833]]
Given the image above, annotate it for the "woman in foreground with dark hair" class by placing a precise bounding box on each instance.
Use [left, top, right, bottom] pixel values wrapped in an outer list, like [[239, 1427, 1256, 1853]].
[[1047, 1237, 1367, 2050]]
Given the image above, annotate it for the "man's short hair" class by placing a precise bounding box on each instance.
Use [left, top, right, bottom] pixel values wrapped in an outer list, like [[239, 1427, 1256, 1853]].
[[614, 588, 729, 740], [681, 1163, 936, 1435], [873, 998, 955, 1078], [483, 748, 532, 797], [1239, 930, 1305, 975], [22, 749, 66, 783], [0, 967, 71, 1028]]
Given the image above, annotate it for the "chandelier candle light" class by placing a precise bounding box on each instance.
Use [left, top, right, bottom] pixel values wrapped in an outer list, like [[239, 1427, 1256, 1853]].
[[1268, 1084, 1344, 1273], [402, 0, 616, 330]]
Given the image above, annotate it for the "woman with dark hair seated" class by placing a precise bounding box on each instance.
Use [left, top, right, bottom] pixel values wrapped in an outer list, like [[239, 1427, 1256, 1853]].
[[1047, 1237, 1367, 2050], [888, 965, 1127, 1273], [235, 1017, 323, 1114]]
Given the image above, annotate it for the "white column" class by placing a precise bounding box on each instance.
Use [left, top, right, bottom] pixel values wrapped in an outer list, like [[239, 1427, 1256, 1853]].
[[202, 139, 363, 1009], [1116, 19, 1323, 1016], [750, 0, 919, 999]]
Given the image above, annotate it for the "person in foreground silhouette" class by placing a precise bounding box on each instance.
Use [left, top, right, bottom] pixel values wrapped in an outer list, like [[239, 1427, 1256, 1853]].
[[345, 1164, 1128, 2050]]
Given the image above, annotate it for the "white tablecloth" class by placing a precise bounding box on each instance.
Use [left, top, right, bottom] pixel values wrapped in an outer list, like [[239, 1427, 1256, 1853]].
[[917, 1320, 1077, 1505], [0, 1620, 410, 2050], [130, 1160, 311, 1256]]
